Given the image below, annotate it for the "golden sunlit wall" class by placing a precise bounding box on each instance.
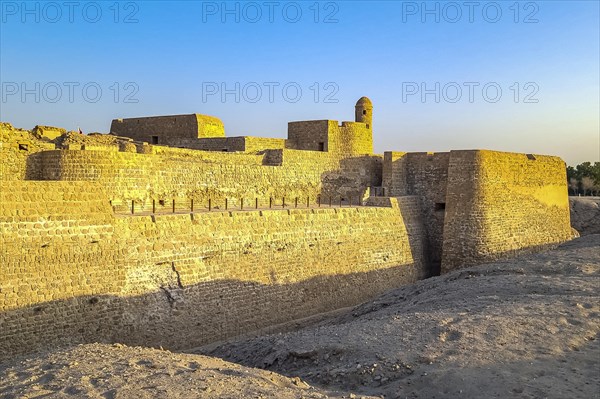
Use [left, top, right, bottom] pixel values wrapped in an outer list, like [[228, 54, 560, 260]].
[[0, 182, 428, 360], [441, 150, 573, 272]]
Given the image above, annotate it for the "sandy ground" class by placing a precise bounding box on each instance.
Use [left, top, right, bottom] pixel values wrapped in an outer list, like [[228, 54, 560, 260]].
[[0, 344, 361, 399], [571, 196, 600, 236], [1, 235, 599, 399], [203, 235, 600, 399]]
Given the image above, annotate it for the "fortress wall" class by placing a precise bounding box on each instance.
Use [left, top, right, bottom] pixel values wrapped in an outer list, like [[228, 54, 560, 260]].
[[333, 155, 383, 199], [382, 152, 408, 196], [0, 180, 113, 223], [38, 148, 381, 210], [288, 120, 373, 156], [243, 137, 287, 152], [109, 114, 225, 146], [194, 137, 287, 153], [0, 181, 117, 312], [112, 198, 427, 349], [39, 150, 313, 206], [110, 114, 199, 143], [277, 147, 336, 165], [276, 149, 383, 198], [0, 182, 428, 359], [286, 120, 330, 151], [0, 123, 54, 181], [405, 153, 450, 269], [194, 137, 246, 152], [0, 181, 123, 356], [440, 151, 482, 271], [383, 152, 450, 272], [442, 150, 573, 272], [147, 145, 264, 163], [334, 122, 373, 156]]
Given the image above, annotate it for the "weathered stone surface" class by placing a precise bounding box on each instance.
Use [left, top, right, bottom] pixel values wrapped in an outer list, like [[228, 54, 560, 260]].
[[0, 97, 574, 360], [0, 181, 427, 359]]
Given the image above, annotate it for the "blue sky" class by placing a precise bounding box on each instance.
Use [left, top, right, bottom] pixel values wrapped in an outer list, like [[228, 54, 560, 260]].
[[1, 0, 598, 165]]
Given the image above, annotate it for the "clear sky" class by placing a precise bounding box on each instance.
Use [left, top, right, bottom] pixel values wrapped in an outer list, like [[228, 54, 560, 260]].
[[1, 0, 598, 165]]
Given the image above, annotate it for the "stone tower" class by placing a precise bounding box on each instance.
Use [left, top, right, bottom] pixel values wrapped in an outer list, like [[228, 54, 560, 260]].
[[355, 96, 373, 129]]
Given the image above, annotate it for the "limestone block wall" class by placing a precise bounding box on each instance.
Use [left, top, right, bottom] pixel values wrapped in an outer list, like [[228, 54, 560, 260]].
[[243, 137, 287, 152], [37, 147, 382, 210], [0, 181, 123, 356], [287, 120, 330, 152], [0, 181, 428, 359], [382, 151, 408, 196], [194, 137, 246, 152], [113, 198, 427, 349], [110, 114, 225, 147], [287, 120, 373, 156], [404, 153, 450, 271], [0, 123, 55, 181], [195, 136, 287, 152], [333, 122, 373, 156], [381, 151, 450, 272], [441, 150, 573, 272]]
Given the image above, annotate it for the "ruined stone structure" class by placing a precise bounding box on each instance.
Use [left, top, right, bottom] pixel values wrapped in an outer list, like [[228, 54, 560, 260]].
[[0, 98, 573, 360], [110, 114, 226, 147]]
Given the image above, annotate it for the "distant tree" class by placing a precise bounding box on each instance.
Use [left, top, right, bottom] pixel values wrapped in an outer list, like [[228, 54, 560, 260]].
[[566, 162, 600, 196], [581, 176, 595, 196], [576, 162, 594, 184], [592, 162, 600, 185], [568, 177, 579, 195], [567, 165, 577, 181]]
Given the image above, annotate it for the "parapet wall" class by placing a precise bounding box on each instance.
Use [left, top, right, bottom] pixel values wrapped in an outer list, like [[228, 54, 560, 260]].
[[195, 136, 287, 152], [441, 150, 573, 272], [0, 181, 428, 359], [37, 147, 381, 209]]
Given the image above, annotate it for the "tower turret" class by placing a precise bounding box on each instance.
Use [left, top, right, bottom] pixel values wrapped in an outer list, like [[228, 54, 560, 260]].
[[355, 96, 373, 129]]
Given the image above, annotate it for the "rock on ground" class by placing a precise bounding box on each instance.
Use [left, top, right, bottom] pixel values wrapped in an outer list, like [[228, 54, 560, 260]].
[[571, 196, 600, 236]]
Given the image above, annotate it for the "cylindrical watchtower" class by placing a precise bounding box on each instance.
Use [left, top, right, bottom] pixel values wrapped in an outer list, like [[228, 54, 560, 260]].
[[355, 96, 373, 129]]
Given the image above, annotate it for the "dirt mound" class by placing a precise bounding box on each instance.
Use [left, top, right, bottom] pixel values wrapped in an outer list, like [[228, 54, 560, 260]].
[[0, 343, 366, 399], [571, 197, 600, 236], [203, 235, 600, 399]]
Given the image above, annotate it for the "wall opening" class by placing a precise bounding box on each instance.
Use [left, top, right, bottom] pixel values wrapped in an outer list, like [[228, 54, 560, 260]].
[[318, 142, 325, 151], [18, 143, 29, 151], [363, 110, 366, 115], [434, 202, 446, 211], [151, 136, 159, 144], [526, 154, 536, 160]]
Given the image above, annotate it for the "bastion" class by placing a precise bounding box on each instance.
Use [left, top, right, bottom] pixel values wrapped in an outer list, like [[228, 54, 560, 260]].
[[0, 97, 573, 359]]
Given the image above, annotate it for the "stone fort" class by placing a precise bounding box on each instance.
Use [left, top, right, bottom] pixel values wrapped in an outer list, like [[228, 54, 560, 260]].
[[0, 97, 573, 360]]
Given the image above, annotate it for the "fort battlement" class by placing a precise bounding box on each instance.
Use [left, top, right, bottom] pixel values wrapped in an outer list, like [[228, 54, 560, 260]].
[[0, 98, 573, 359]]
